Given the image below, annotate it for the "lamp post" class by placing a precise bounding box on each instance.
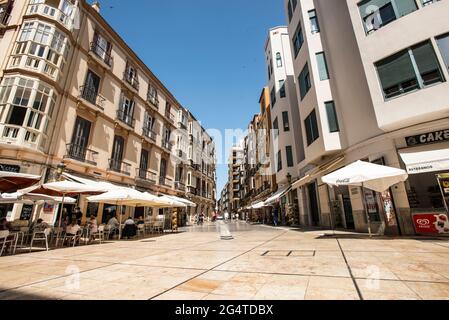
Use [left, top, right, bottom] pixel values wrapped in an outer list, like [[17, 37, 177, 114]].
[[286, 173, 293, 226], [56, 162, 66, 181]]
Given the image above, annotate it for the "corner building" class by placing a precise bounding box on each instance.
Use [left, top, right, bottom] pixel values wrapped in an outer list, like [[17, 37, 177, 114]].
[[285, 0, 449, 235], [0, 0, 216, 225]]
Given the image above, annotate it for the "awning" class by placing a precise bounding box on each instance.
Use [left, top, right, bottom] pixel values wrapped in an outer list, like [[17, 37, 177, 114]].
[[399, 146, 449, 174], [292, 155, 345, 189], [0, 171, 41, 193], [264, 186, 291, 206], [251, 201, 266, 209], [63, 173, 117, 191]]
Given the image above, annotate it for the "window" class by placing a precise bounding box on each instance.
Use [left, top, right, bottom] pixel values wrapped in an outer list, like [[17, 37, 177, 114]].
[[19, 22, 34, 42], [309, 10, 320, 34], [140, 149, 149, 173], [282, 112, 290, 132], [292, 0, 297, 10], [359, 0, 418, 35], [273, 117, 279, 138], [111, 135, 125, 171], [277, 151, 283, 172], [316, 52, 329, 80], [325, 101, 340, 133], [34, 24, 52, 45], [70, 117, 91, 160], [305, 109, 319, 146], [437, 33, 449, 73], [376, 41, 444, 99], [267, 65, 271, 80], [287, 0, 293, 22], [299, 63, 311, 100], [292, 22, 304, 57], [147, 83, 159, 106], [286, 146, 294, 167], [118, 94, 135, 126], [270, 86, 276, 107], [279, 80, 286, 98], [276, 52, 282, 67], [92, 31, 112, 65], [82, 70, 100, 105]]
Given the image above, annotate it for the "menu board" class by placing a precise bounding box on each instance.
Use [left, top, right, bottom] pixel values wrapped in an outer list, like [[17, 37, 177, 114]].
[[20, 204, 34, 221], [437, 174, 449, 212]]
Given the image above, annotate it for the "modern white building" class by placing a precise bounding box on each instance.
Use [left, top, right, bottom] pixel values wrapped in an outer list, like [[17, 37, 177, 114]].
[[284, 0, 449, 235], [264, 27, 305, 187]]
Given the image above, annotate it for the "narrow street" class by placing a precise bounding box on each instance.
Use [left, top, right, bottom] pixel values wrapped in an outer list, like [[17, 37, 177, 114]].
[[1, 222, 448, 300]]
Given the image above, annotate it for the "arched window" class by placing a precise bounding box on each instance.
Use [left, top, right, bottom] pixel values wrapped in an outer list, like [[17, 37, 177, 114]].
[[276, 52, 282, 67]]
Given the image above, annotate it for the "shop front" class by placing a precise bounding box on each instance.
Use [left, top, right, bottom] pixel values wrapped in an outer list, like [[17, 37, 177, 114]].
[[399, 138, 449, 236]]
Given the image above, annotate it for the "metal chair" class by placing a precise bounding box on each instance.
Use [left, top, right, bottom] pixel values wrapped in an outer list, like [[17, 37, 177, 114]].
[[30, 228, 52, 252], [91, 225, 105, 244], [137, 224, 145, 238], [0, 231, 15, 256]]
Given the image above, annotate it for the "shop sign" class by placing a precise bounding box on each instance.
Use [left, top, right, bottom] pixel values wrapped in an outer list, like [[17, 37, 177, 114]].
[[413, 214, 449, 234], [0, 164, 20, 173], [406, 129, 449, 147]]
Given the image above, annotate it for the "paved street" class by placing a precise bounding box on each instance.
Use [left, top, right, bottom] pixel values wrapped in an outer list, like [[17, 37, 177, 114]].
[[1, 222, 449, 300]]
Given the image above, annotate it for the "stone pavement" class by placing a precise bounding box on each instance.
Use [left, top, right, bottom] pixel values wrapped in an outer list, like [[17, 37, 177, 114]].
[[0, 222, 449, 300]]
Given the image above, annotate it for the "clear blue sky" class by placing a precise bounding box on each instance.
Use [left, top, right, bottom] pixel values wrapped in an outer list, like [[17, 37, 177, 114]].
[[96, 0, 286, 196]]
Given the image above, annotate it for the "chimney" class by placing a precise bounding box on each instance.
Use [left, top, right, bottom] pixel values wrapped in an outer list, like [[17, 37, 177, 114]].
[[92, 1, 100, 13]]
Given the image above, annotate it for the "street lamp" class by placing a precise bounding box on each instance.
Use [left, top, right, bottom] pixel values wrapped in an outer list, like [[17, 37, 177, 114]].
[[56, 162, 66, 181]]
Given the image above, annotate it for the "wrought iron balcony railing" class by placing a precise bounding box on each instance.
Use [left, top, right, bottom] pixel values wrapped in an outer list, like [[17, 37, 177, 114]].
[[116, 109, 135, 128], [89, 42, 113, 67], [109, 159, 131, 176], [79, 85, 105, 109], [65, 144, 98, 166], [143, 126, 157, 142], [123, 70, 139, 91], [136, 168, 157, 183]]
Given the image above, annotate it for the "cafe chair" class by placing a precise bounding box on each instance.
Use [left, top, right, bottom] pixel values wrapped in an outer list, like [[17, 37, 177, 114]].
[[30, 228, 52, 252]]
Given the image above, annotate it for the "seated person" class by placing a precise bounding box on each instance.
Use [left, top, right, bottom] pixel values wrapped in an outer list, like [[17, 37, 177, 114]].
[[122, 217, 137, 239], [107, 215, 120, 237], [136, 216, 145, 225], [31, 219, 49, 233], [88, 216, 98, 234], [0, 218, 12, 231], [66, 220, 81, 236]]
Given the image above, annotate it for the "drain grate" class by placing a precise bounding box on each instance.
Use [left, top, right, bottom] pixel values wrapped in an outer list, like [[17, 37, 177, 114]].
[[261, 250, 316, 257]]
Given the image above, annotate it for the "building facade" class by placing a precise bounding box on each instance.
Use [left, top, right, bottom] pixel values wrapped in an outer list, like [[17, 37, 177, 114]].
[[282, 0, 449, 235], [0, 0, 216, 225]]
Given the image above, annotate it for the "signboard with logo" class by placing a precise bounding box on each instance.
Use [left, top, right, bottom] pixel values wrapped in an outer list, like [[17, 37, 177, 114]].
[[0, 164, 20, 173], [406, 129, 449, 147], [413, 213, 449, 234]]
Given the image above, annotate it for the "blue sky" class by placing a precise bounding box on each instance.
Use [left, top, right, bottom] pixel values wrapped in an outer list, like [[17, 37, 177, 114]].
[[96, 0, 286, 195]]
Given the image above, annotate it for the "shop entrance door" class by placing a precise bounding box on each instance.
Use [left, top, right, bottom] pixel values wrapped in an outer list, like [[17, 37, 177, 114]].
[[342, 196, 355, 229], [308, 183, 320, 226]]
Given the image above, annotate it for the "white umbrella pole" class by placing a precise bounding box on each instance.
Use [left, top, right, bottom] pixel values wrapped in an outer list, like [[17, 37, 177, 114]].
[[58, 193, 66, 228], [361, 183, 373, 238]]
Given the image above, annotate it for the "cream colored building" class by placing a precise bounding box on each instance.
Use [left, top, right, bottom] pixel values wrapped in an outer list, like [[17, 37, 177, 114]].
[[0, 0, 216, 225], [284, 0, 449, 235]]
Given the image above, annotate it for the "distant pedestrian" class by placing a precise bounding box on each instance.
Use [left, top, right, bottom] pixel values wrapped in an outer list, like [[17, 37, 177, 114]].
[[273, 208, 279, 227]]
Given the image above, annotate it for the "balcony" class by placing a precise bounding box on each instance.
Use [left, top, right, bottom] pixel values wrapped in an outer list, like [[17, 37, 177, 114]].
[[175, 181, 186, 191], [109, 159, 131, 176], [123, 70, 139, 92], [142, 126, 157, 143], [159, 176, 172, 187], [162, 140, 173, 152], [146, 94, 159, 110], [89, 42, 113, 68], [165, 111, 175, 125], [116, 110, 135, 128], [78, 85, 105, 110], [64, 144, 98, 166], [26, 3, 74, 31], [187, 186, 197, 195], [177, 121, 187, 130], [176, 149, 184, 158], [0, 11, 11, 28], [136, 168, 157, 184]]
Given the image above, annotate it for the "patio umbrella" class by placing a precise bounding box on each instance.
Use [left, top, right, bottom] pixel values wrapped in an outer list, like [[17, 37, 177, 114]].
[[0, 171, 41, 193], [322, 160, 408, 237], [15, 181, 109, 227], [160, 195, 195, 207], [87, 189, 173, 239]]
